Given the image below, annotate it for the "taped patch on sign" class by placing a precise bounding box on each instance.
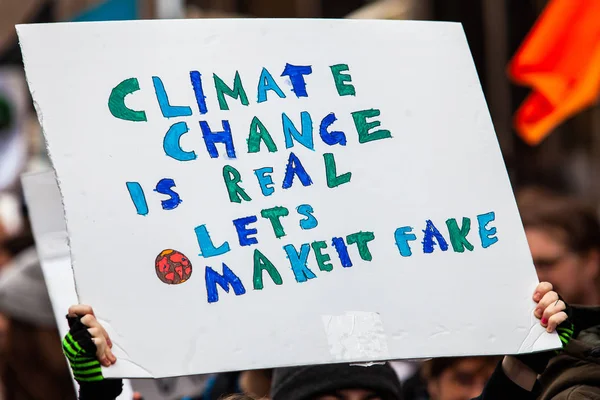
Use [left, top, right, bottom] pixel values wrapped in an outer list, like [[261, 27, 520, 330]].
[[322, 311, 389, 361]]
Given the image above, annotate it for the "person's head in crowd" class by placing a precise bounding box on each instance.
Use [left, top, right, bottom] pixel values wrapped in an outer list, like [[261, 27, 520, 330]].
[[270, 362, 402, 400], [517, 187, 600, 305], [239, 369, 272, 398], [0, 247, 76, 400], [422, 356, 499, 400]]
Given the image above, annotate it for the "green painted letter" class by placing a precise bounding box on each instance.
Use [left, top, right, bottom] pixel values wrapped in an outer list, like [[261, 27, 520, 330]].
[[213, 71, 249, 110], [223, 165, 252, 203], [446, 217, 474, 253], [312, 241, 333, 272], [108, 78, 147, 122], [253, 249, 283, 290], [324, 153, 352, 188], [247, 116, 278, 153], [352, 109, 391, 144], [330, 64, 356, 97], [260, 206, 289, 239], [346, 231, 375, 261]]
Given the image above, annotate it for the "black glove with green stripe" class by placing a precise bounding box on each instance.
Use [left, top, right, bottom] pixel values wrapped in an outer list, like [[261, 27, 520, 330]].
[[62, 316, 123, 399]]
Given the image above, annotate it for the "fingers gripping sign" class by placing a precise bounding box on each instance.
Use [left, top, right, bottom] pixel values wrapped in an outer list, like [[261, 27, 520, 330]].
[[542, 300, 568, 333], [68, 305, 113, 349], [68, 304, 95, 318], [63, 305, 117, 383], [532, 281, 553, 303], [532, 282, 571, 333], [81, 313, 116, 366], [534, 291, 558, 320]]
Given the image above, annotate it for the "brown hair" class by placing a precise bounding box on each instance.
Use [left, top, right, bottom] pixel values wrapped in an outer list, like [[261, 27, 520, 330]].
[[220, 395, 258, 400], [516, 187, 600, 254]]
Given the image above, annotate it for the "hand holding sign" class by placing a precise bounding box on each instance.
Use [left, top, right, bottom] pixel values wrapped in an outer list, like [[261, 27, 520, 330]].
[[67, 304, 117, 367]]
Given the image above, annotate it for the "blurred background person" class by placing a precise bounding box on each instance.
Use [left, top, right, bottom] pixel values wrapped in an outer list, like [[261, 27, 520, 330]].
[[517, 187, 600, 306], [402, 356, 500, 400], [423, 357, 500, 400]]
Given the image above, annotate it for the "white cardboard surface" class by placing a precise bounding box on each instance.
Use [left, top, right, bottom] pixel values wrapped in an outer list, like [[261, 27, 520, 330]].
[[17, 19, 559, 378]]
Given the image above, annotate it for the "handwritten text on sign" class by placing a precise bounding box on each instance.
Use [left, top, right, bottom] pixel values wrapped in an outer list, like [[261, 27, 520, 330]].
[[110, 63, 498, 303]]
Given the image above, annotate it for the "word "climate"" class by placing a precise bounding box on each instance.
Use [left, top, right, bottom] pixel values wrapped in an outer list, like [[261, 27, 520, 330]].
[[108, 63, 358, 122]]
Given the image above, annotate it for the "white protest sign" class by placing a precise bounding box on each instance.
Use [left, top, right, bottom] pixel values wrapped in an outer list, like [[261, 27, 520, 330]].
[[17, 19, 558, 378]]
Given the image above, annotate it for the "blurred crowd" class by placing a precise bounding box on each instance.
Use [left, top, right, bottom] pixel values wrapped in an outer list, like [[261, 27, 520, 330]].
[[1, 0, 600, 400]]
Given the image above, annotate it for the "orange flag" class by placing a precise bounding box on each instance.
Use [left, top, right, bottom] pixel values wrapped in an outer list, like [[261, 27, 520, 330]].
[[508, 0, 600, 145]]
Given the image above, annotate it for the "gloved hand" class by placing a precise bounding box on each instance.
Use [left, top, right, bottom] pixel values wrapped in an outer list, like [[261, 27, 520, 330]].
[[62, 306, 122, 400], [63, 316, 105, 382]]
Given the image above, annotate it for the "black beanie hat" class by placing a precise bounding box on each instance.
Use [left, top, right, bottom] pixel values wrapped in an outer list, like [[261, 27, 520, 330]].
[[271, 362, 403, 400]]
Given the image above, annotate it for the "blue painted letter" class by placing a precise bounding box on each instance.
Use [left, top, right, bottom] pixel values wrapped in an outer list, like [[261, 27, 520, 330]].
[[280, 63, 312, 98], [126, 182, 148, 216], [297, 204, 318, 230], [332, 237, 352, 267], [205, 263, 246, 303], [319, 112, 347, 146], [394, 226, 416, 257], [254, 167, 275, 196], [282, 112, 314, 150], [152, 76, 192, 118], [283, 243, 316, 283], [477, 211, 498, 248], [190, 71, 208, 114], [282, 152, 313, 189], [195, 225, 230, 258], [233, 216, 258, 246], [199, 120, 237, 158], [163, 121, 197, 161], [422, 220, 449, 253], [257, 67, 286, 103], [154, 178, 182, 210]]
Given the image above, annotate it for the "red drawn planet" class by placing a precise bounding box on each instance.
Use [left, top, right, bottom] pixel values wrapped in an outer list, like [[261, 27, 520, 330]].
[[155, 249, 192, 284]]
